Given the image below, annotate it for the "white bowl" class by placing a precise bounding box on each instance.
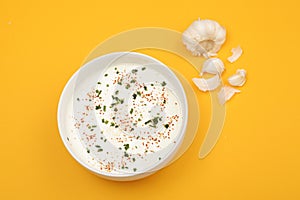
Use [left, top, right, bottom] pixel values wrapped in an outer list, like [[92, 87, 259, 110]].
[[57, 52, 188, 181]]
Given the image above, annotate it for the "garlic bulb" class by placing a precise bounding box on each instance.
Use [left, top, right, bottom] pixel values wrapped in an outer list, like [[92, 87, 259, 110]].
[[227, 46, 243, 63], [192, 75, 221, 92], [182, 18, 226, 58], [218, 86, 240, 105], [228, 69, 247, 86], [201, 58, 225, 76]]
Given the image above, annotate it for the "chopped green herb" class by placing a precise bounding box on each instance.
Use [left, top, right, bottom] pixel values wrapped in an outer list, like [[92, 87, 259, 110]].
[[132, 158, 136, 162], [130, 108, 133, 114], [114, 67, 117, 70], [119, 147, 122, 150], [137, 91, 141, 96], [125, 84, 131, 89], [144, 120, 151, 125], [90, 129, 94, 131], [161, 81, 167, 86], [132, 93, 137, 99], [130, 79, 136, 83], [151, 83, 154, 86], [115, 90, 119, 95], [97, 82, 101, 84], [98, 149, 103, 152], [103, 105, 106, 112], [104, 74, 108, 77], [114, 107, 118, 112], [133, 168, 137, 172], [110, 122, 115, 127], [76, 98, 80, 101], [106, 84, 109, 87], [144, 86, 147, 91], [67, 137, 69, 141], [142, 67, 146, 70], [87, 149, 90, 153], [104, 120, 109, 124], [124, 152, 129, 157], [120, 99, 124, 104], [92, 125, 97, 128], [153, 117, 159, 124], [138, 118, 141, 121], [163, 99, 166, 104], [102, 119, 105, 123], [164, 124, 169, 128], [104, 139, 107, 142], [115, 125, 119, 128], [116, 71, 119, 74], [159, 157, 161, 160], [117, 81, 122, 85], [96, 90, 102, 97], [124, 144, 129, 151], [100, 137, 103, 140], [136, 136, 140, 139], [95, 105, 101, 110], [95, 145, 101, 148], [131, 69, 138, 73]]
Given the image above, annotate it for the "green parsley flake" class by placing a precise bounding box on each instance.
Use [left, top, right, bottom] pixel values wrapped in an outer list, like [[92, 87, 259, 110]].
[[130, 108, 133, 114], [142, 67, 146, 70], [125, 84, 131, 89], [95, 105, 101, 110], [104, 74, 108, 77], [161, 81, 167, 86], [131, 69, 138, 73], [132, 93, 137, 99], [124, 144, 129, 151]]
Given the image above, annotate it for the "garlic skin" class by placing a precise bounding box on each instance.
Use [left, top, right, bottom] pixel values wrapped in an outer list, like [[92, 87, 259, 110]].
[[218, 86, 240, 105], [192, 75, 221, 92], [201, 58, 225, 76], [228, 69, 247, 86], [182, 19, 226, 58], [227, 46, 243, 63]]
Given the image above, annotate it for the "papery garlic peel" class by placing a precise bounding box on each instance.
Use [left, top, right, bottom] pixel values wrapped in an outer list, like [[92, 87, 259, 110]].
[[201, 58, 225, 76], [218, 85, 240, 105], [228, 69, 247, 86], [182, 18, 226, 58], [192, 75, 221, 92], [227, 46, 243, 63]]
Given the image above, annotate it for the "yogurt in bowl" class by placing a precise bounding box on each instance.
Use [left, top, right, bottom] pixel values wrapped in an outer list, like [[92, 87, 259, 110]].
[[57, 52, 188, 181]]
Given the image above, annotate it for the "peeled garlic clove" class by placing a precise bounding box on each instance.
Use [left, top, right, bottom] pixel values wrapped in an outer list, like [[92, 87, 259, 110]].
[[192, 75, 221, 92], [228, 69, 247, 86], [201, 58, 225, 76], [227, 46, 243, 63], [218, 86, 240, 105], [182, 18, 226, 58]]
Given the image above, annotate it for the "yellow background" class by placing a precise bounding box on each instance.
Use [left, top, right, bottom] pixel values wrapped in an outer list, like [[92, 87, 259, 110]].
[[1, 0, 299, 199]]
